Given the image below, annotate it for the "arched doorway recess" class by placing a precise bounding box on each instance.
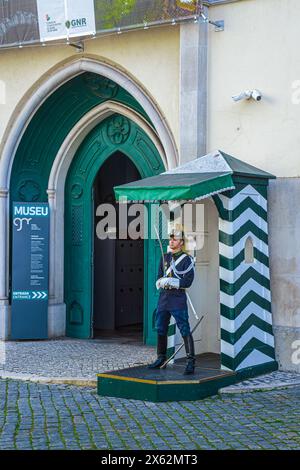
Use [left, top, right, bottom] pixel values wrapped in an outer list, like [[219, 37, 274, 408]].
[[8, 71, 168, 342]]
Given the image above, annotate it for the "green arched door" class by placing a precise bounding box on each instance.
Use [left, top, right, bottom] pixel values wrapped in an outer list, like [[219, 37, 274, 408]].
[[65, 114, 166, 341]]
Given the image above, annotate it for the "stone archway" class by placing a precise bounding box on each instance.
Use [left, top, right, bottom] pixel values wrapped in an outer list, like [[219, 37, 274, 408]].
[[1, 64, 175, 339], [47, 101, 166, 337], [64, 113, 165, 339]]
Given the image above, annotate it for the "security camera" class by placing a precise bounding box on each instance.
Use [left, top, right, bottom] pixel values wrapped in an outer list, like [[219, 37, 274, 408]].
[[232, 90, 252, 102], [251, 89, 262, 101], [232, 89, 262, 102]]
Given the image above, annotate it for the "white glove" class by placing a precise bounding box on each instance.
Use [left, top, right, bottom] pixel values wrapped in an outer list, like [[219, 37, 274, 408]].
[[164, 277, 180, 289], [159, 278, 170, 289], [156, 278, 163, 290]]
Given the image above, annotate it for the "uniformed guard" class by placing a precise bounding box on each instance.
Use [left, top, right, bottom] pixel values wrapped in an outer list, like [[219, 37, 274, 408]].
[[148, 229, 196, 374]]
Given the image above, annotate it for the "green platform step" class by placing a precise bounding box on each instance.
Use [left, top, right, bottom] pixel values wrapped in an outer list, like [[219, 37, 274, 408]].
[[97, 357, 278, 402]]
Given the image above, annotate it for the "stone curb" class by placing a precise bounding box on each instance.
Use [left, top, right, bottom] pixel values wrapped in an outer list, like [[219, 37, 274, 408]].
[[219, 380, 300, 394], [0, 372, 97, 387], [2, 370, 300, 394]]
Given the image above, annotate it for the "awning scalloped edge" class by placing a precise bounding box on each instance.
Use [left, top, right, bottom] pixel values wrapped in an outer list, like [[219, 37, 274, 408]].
[[116, 185, 236, 203]]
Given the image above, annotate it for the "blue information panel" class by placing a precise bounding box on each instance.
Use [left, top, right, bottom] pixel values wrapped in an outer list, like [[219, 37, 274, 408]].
[[11, 202, 49, 339]]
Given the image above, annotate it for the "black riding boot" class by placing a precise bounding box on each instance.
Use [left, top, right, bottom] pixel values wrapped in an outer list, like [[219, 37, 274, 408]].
[[148, 335, 167, 369], [183, 334, 195, 375]]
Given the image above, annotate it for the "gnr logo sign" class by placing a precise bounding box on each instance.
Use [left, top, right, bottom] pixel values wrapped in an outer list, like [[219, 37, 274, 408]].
[[65, 18, 87, 29]]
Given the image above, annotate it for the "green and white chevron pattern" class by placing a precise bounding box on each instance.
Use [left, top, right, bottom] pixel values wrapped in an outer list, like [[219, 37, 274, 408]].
[[167, 319, 176, 360], [214, 183, 276, 372]]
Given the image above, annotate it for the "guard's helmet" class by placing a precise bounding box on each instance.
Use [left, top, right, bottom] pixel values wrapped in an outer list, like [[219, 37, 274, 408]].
[[168, 228, 185, 241]]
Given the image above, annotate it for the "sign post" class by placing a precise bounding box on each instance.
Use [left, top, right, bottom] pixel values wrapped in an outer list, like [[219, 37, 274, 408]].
[[11, 202, 49, 340]]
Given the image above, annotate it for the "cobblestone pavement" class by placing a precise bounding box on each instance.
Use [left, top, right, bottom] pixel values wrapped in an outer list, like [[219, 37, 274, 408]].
[[219, 370, 300, 394], [0, 379, 299, 450], [1, 339, 300, 392], [0, 338, 156, 384]]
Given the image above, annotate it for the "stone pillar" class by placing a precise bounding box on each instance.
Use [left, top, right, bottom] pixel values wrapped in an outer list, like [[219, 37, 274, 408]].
[[268, 178, 300, 372], [47, 189, 56, 302], [179, 14, 208, 164], [47, 189, 66, 338], [0, 189, 9, 340]]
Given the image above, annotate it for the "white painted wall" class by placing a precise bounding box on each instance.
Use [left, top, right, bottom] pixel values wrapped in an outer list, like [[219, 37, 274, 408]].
[[208, 0, 300, 177]]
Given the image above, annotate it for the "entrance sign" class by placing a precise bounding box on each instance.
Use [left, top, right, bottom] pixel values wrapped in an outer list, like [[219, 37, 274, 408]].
[[11, 202, 49, 340]]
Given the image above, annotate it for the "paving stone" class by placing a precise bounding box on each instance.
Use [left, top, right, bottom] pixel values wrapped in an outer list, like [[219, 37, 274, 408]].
[[2, 338, 298, 392], [0, 338, 156, 383], [0, 363, 300, 450], [219, 370, 300, 393]]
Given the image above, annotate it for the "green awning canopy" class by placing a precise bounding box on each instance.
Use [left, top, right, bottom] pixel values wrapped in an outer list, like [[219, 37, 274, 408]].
[[114, 150, 275, 203], [114, 172, 234, 202]]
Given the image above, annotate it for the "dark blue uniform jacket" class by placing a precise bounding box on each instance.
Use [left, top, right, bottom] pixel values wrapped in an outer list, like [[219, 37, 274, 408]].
[[157, 251, 195, 311]]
